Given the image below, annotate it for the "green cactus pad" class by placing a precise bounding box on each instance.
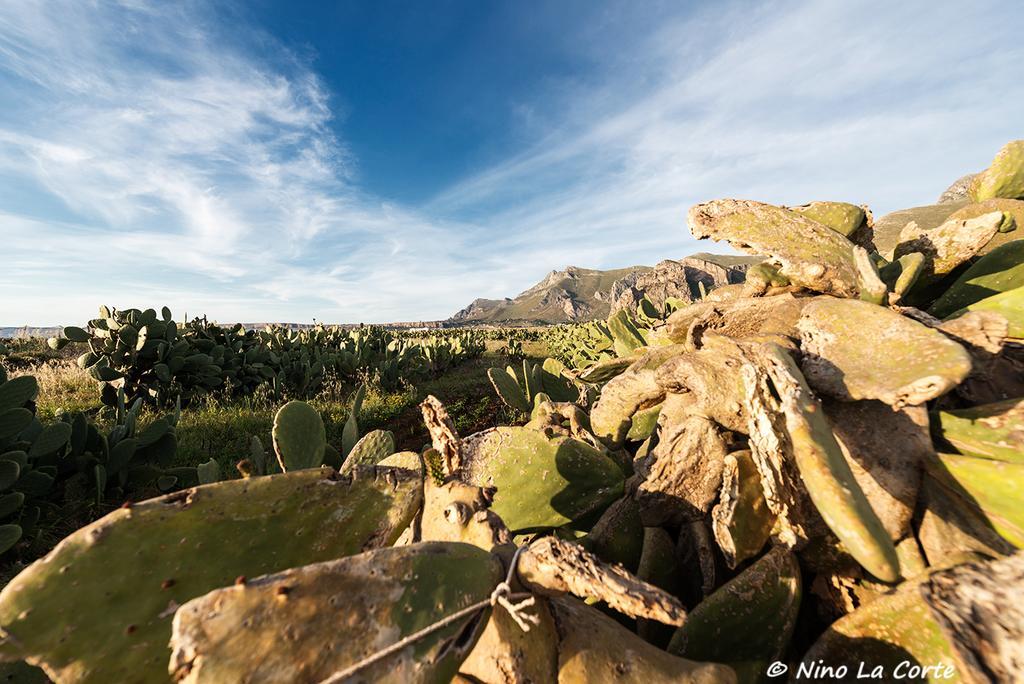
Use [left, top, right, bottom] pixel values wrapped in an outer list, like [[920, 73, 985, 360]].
[[0, 409, 32, 442], [936, 453, 1024, 547], [0, 525, 22, 555], [607, 310, 646, 357], [668, 546, 800, 671], [803, 583, 959, 679], [550, 597, 733, 683], [341, 429, 396, 474], [928, 240, 1024, 318], [971, 140, 1024, 201], [460, 426, 624, 531], [626, 402, 661, 442], [947, 284, 1024, 338], [918, 461, 1015, 563], [271, 400, 326, 471], [878, 251, 926, 302], [195, 459, 219, 484], [169, 542, 502, 683], [27, 423, 71, 459], [540, 357, 578, 403], [935, 397, 1024, 463], [798, 298, 972, 408], [688, 199, 869, 298], [582, 494, 643, 571], [577, 356, 635, 383], [487, 367, 530, 412], [342, 384, 365, 458], [0, 466, 422, 682], [377, 451, 422, 470], [0, 377, 38, 413], [788, 201, 870, 241]]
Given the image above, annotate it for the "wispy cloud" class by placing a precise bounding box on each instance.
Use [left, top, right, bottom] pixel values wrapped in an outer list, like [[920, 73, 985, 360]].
[[1, 0, 1023, 325]]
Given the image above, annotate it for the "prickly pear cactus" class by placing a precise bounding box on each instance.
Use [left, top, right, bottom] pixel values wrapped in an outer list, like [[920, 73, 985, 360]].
[[929, 240, 1024, 318], [797, 297, 972, 408], [687, 199, 873, 299], [893, 211, 1004, 294], [169, 542, 503, 683], [668, 546, 801, 676], [341, 429, 396, 474], [487, 366, 531, 413], [743, 343, 901, 583], [947, 284, 1024, 338], [271, 400, 326, 471], [937, 453, 1024, 547], [788, 201, 871, 244], [0, 467, 422, 682], [803, 582, 960, 679], [935, 397, 1024, 463], [711, 450, 774, 568], [459, 426, 623, 531]]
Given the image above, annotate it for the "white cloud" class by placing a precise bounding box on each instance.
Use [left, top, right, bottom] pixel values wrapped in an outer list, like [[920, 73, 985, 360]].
[[1, 0, 1023, 325]]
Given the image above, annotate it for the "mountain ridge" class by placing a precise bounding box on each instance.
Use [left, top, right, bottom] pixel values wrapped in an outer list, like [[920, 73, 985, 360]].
[[447, 252, 758, 324]]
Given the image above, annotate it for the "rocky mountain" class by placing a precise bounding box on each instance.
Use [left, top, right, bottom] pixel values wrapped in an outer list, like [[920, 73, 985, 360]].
[[447, 253, 757, 324]]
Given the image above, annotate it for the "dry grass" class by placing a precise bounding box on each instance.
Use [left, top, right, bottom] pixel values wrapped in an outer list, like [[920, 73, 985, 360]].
[[9, 361, 98, 420]]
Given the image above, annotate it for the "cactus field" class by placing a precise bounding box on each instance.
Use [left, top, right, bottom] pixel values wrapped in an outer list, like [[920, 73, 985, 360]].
[[3, 140, 1024, 682]]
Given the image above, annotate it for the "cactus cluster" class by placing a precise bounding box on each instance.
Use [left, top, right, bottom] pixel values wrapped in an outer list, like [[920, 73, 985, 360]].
[[3, 140, 1024, 682], [0, 369, 194, 561], [52, 311, 486, 407]]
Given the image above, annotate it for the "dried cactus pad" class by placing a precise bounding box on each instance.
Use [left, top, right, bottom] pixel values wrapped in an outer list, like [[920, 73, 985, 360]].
[[919, 552, 1024, 683], [0, 467, 422, 683], [590, 345, 686, 447], [893, 211, 1003, 281], [170, 542, 503, 683], [798, 297, 972, 407], [687, 199, 868, 298], [748, 344, 900, 583], [712, 450, 774, 568], [971, 140, 1024, 201], [935, 398, 1024, 463], [459, 426, 624, 531], [550, 597, 734, 683]]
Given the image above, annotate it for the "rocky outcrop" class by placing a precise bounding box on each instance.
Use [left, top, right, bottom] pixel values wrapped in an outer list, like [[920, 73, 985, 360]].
[[611, 257, 752, 313], [938, 174, 979, 204], [450, 298, 514, 323]]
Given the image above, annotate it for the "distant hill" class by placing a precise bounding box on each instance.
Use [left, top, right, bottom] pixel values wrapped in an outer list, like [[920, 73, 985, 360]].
[[448, 252, 758, 324]]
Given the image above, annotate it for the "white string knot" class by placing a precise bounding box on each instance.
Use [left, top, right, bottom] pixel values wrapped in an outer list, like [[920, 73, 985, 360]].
[[489, 579, 540, 632]]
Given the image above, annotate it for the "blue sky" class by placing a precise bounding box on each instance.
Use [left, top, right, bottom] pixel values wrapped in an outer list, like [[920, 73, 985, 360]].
[[2, 0, 1023, 325]]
